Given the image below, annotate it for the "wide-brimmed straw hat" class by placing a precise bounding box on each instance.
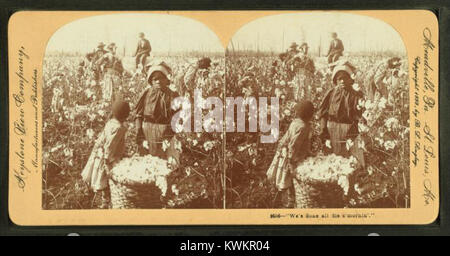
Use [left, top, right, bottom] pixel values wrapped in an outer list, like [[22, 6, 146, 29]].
[[290, 42, 299, 49]]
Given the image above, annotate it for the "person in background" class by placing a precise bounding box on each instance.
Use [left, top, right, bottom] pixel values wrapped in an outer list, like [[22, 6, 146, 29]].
[[326, 32, 344, 64], [287, 42, 315, 74], [286, 42, 300, 61], [77, 59, 85, 83], [50, 73, 66, 113], [287, 42, 316, 100], [81, 98, 130, 208], [364, 57, 402, 101], [134, 62, 179, 159], [267, 100, 315, 208], [270, 60, 280, 79], [133, 32, 152, 70], [86, 42, 108, 84], [96, 43, 124, 103], [239, 65, 259, 98], [174, 57, 211, 97]]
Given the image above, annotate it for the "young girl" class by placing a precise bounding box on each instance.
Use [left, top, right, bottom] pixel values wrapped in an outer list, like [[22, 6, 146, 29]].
[[81, 99, 130, 208], [267, 100, 315, 208]]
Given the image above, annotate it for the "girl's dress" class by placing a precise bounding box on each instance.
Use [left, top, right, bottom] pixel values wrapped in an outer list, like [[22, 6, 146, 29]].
[[267, 118, 312, 191], [81, 118, 127, 191], [51, 86, 63, 113]]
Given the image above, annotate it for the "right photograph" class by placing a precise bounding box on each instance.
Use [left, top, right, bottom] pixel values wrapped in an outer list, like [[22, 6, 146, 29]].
[[225, 12, 410, 209]]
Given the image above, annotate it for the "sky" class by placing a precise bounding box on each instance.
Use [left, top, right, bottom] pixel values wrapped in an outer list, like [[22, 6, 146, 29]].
[[46, 12, 406, 56], [45, 13, 224, 56], [228, 12, 407, 55]]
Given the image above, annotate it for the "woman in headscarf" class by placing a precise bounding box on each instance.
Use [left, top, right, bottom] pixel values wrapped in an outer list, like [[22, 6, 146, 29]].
[[134, 62, 179, 159], [318, 61, 364, 166]]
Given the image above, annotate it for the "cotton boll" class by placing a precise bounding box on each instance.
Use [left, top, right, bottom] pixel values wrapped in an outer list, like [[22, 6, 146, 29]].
[[325, 140, 332, 149], [143, 140, 149, 150], [162, 140, 170, 152], [345, 139, 354, 151]]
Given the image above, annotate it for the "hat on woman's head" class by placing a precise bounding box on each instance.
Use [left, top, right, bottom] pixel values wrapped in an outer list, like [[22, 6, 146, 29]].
[[332, 61, 356, 85], [295, 100, 315, 121], [146, 61, 172, 84], [112, 98, 130, 122]]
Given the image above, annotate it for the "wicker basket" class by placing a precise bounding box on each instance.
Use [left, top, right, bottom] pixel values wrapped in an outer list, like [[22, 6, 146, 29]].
[[293, 178, 345, 208], [109, 178, 162, 209]]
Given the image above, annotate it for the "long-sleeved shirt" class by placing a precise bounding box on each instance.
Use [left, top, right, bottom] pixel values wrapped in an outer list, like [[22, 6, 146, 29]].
[[134, 38, 151, 56], [327, 38, 344, 57], [96, 53, 123, 74], [86, 48, 107, 63], [364, 59, 391, 100], [318, 85, 363, 125], [135, 85, 179, 125], [286, 54, 316, 74]]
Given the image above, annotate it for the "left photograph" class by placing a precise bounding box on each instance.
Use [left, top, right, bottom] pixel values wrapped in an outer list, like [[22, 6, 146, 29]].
[[42, 14, 225, 209]]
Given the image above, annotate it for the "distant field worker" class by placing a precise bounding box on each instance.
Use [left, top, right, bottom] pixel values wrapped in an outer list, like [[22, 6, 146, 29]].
[[364, 57, 402, 101], [133, 32, 152, 70], [174, 57, 212, 97], [49, 73, 65, 113], [97, 43, 124, 102], [134, 62, 179, 159], [86, 42, 108, 84], [287, 43, 316, 100], [326, 32, 344, 64], [81, 99, 130, 208]]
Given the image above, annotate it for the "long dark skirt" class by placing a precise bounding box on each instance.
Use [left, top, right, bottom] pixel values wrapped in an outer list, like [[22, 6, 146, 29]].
[[141, 122, 180, 165], [327, 121, 365, 167], [142, 122, 171, 159]]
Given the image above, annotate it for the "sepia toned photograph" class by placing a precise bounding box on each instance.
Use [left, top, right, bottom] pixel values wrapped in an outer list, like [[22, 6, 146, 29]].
[[42, 14, 225, 209], [225, 13, 410, 209], [7, 10, 439, 225], [42, 12, 411, 211]]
